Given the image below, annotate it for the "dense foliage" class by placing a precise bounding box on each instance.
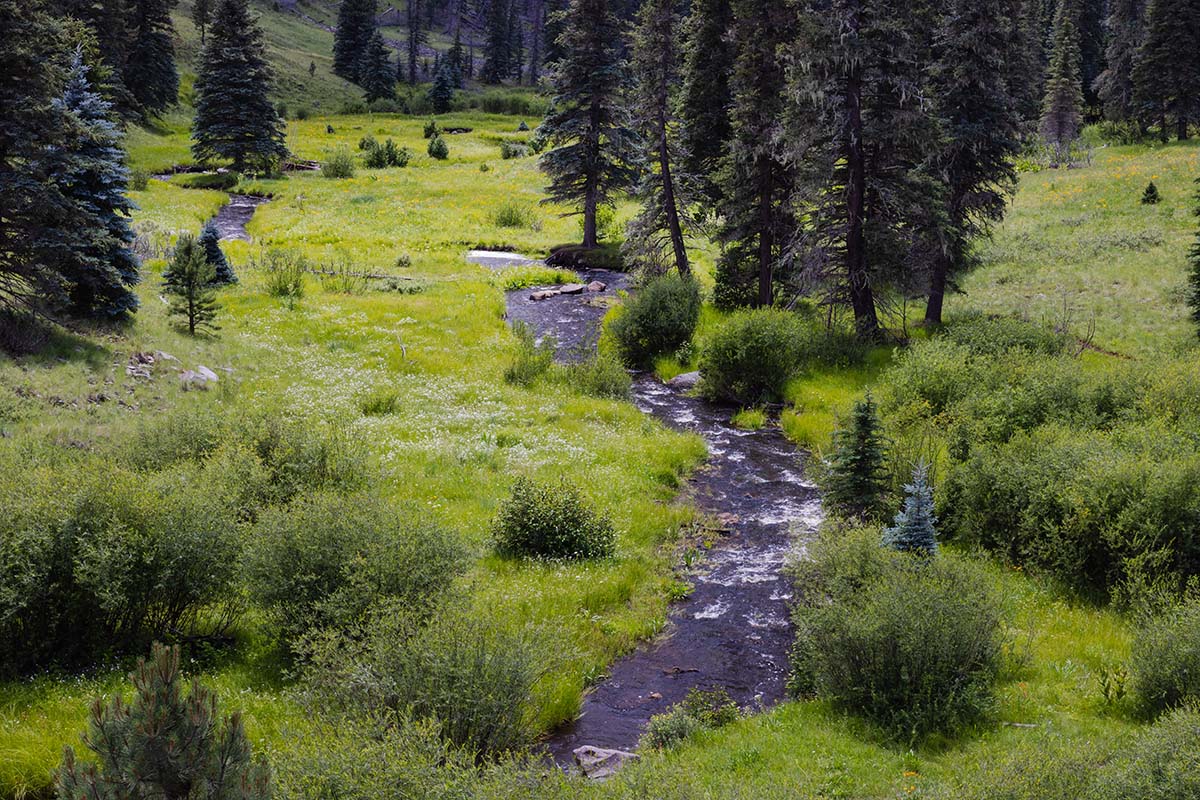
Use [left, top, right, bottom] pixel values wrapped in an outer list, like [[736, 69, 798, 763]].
[[609, 273, 700, 367], [492, 477, 616, 560], [698, 308, 807, 405], [1131, 598, 1200, 715]]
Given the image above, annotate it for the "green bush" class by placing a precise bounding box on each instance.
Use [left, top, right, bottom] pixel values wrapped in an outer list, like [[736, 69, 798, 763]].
[[362, 138, 410, 168], [943, 313, 1069, 357], [699, 308, 806, 405], [1102, 705, 1200, 800], [246, 491, 467, 647], [492, 477, 616, 560], [790, 527, 1004, 741], [177, 171, 240, 191], [423, 119, 440, 139], [301, 606, 551, 758], [930, 738, 1098, 800], [555, 353, 632, 400], [641, 706, 702, 750], [609, 273, 701, 368], [129, 167, 150, 191], [427, 134, 449, 160], [321, 147, 356, 179], [504, 321, 555, 386], [1131, 599, 1200, 716], [491, 200, 537, 229], [254, 247, 308, 301], [641, 687, 740, 750], [500, 140, 528, 159]]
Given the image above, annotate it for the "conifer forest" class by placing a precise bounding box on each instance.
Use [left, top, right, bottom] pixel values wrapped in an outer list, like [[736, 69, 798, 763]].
[[4, 0, 1200, 797]]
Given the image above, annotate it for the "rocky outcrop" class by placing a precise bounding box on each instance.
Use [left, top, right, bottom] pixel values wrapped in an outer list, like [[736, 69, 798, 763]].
[[573, 746, 640, 780]]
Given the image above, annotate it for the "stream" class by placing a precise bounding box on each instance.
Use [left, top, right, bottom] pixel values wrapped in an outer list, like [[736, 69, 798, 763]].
[[469, 251, 823, 766], [152, 170, 270, 242]]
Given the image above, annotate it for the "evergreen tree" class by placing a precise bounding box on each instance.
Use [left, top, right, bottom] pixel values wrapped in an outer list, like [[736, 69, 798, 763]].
[[711, 0, 795, 309], [1041, 0, 1084, 159], [1078, 0, 1107, 112], [1189, 177, 1200, 335], [1132, 0, 1200, 142], [361, 29, 396, 102], [428, 57, 457, 112], [192, 0, 288, 172], [53, 0, 141, 116], [542, 0, 567, 69], [924, 0, 1022, 326], [0, 0, 74, 316], [446, 29, 466, 87], [405, 0, 426, 84], [333, 0, 377, 82], [199, 221, 235, 284], [56, 644, 270, 800], [678, 0, 734, 204], [1141, 180, 1161, 204], [51, 48, 140, 318], [528, 0, 542, 84], [1007, 0, 1048, 131], [881, 460, 938, 555], [825, 394, 888, 520], [624, 0, 689, 275], [125, 0, 179, 114], [165, 234, 220, 335], [1094, 0, 1147, 124], [510, 8, 525, 83], [482, 0, 513, 84], [540, 0, 637, 249], [193, 0, 212, 44]]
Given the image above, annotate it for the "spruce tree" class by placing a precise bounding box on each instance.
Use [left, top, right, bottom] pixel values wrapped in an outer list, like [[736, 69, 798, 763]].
[[924, 0, 1022, 326], [624, 0, 689, 275], [1132, 0, 1200, 142], [528, 0, 542, 83], [825, 394, 888, 520], [405, 0, 426, 84], [0, 0, 74, 316], [56, 644, 270, 800], [678, 0, 734, 204], [882, 460, 938, 555], [710, 0, 795, 309], [193, 0, 212, 43], [1093, 0, 1146, 124], [333, 0, 377, 82], [1040, 0, 1084, 159], [482, 0, 513, 84], [510, 9, 525, 83], [1189, 177, 1200, 336], [446, 29, 466, 87], [1007, 0, 1048, 131], [165, 234, 220, 335], [1142, 180, 1161, 204], [199, 221, 235, 284], [542, 0, 567, 69], [540, 0, 637, 249], [361, 29, 396, 102], [51, 48, 141, 318], [1078, 0, 1107, 112], [192, 0, 288, 172], [428, 58, 457, 113], [125, 0, 179, 114]]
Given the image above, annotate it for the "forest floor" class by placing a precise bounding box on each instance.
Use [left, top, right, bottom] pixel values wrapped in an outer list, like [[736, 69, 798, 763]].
[[2, 113, 1196, 798]]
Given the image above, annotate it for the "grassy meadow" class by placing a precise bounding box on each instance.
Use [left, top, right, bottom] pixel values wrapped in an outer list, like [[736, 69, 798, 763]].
[[3, 100, 1199, 799]]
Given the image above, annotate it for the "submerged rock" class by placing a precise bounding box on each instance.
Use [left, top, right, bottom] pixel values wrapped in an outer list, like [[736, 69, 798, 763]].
[[586, 280, 607, 292], [573, 746, 640, 780]]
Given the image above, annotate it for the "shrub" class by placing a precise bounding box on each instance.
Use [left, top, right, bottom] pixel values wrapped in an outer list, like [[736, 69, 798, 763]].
[[641, 706, 702, 750], [1131, 598, 1200, 716], [500, 140, 528, 159], [699, 308, 806, 405], [556, 354, 632, 400], [1103, 705, 1200, 800], [177, 171, 240, 190], [491, 200, 537, 229], [790, 528, 1004, 741], [295, 106, 312, 120], [641, 687, 740, 750], [363, 138, 410, 168], [254, 247, 307, 302], [57, 644, 270, 800], [609, 273, 701, 368], [129, 167, 150, 191], [423, 119, 440, 139], [492, 477, 616, 560], [504, 321, 555, 386], [321, 146, 356, 179], [301, 606, 551, 758], [427, 134, 449, 160], [246, 491, 467, 647], [943, 313, 1068, 358], [932, 738, 1099, 800]]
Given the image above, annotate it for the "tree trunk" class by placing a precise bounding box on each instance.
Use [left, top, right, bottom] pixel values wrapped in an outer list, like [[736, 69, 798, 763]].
[[1178, 114, 1189, 141], [583, 187, 598, 248], [657, 109, 689, 276], [925, 248, 949, 326], [1160, 110, 1169, 144], [756, 157, 774, 307], [583, 94, 601, 249], [845, 49, 879, 338]]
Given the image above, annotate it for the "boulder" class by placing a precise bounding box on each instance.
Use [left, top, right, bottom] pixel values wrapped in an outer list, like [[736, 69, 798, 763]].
[[530, 289, 561, 301], [586, 281, 607, 292], [558, 283, 586, 295], [573, 746, 640, 781], [667, 371, 701, 390]]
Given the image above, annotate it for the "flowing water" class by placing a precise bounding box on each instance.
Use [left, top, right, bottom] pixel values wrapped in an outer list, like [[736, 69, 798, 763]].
[[469, 251, 823, 765], [208, 194, 270, 242]]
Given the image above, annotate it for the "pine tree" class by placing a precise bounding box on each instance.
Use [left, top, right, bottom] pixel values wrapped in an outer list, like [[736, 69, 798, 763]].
[[165, 234, 220, 335], [710, 0, 795, 309], [333, 0, 377, 82], [1142, 180, 1161, 204], [510, 9, 525, 83], [1094, 0, 1145, 124], [428, 57, 457, 112], [1132, 0, 1200, 142], [882, 460, 938, 555], [825, 394, 889, 520], [405, 0, 426, 84], [51, 48, 141, 318], [0, 0, 75, 316], [624, 0, 689, 275], [482, 0, 513, 84], [361, 29, 395, 102], [1078, 0, 1107, 112], [193, 0, 212, 43], [678, 0, 734, 204], [540, 0, 638, 250], [542, 0, 567, 69], [54, 0, 141, 116], [446, 29, 466, 87], [192, 0, 288, 172], [1040, 0, 1084, 159], [125, 0, 179, 114], [1007, 0, 1047, 131], [924, 0, 1022, 326], [528, 0, 543, 84], [199, 221, 236, 284], [56, 644, 270, 800], [1189, 178, 1200, 335]]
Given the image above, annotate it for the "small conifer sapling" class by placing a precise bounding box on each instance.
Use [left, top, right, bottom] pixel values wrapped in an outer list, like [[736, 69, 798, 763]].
[[1142, 181, 1162, 205], [165, 233, 221, 335], [825, 394, 889, 519], [882, 460, 939, 555]]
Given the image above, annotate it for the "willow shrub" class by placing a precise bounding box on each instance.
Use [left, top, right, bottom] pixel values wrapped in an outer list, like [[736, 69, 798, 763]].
[[609, 273, 701, 368]]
